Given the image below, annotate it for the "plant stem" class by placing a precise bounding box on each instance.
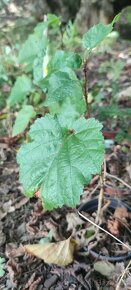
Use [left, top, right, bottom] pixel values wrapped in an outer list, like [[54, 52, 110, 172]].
[[83, 59, 90, 118], [95, 160, 106, 225], [95, 174, 104, 225]]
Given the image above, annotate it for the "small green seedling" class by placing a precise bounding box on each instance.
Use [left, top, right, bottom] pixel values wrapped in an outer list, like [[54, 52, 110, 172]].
[[14, 14, 120, 210]]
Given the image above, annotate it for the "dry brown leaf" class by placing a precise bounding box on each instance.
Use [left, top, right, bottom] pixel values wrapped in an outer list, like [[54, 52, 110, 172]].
[[107, 219, 119, 236], [25, 237, 77, 266], [107, 207, 129, 236], [5, 243, 25, 258], [66, 212, 84, 232], [7, 258, 21, 287], [114, 207, 129, 221], [15, 197, 29, 209]]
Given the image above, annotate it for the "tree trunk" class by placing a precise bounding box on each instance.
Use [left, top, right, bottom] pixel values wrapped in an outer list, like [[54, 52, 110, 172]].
[[75, 0, 114, 33]]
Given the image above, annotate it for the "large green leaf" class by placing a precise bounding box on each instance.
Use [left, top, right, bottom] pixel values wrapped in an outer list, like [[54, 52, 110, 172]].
[[45, 69, 83, 105], [82, 14, 120, 50], [12, 105, 36, 137], [8, 75, 32, 107], [17, 116, 104, 209], [47, 50, 82, 74]]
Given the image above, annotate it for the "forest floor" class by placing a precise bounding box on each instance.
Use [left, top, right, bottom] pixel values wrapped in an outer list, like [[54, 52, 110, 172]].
[[0, 39, 131, 290]]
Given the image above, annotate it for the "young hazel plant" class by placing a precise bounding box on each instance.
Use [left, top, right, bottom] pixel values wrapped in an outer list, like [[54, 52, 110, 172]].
[[14, 14, 120, 210]]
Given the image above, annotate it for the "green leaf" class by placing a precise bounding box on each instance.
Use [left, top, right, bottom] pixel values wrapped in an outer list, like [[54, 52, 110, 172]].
[[12, 105, 36, 137], [39, 230, 53, 244], [50, 100, 85, 127], [34, 14, 61, 36], [47, 14, 61, 27], [47, 50, 82, 74], [49, 94, 86, 128], [17, 116, 104, 210], [45, 69, 83, 105], [63, 20, 80, 48], [34, 21, 48, 36], [19, 34, 47, 69], [8, 75, 32, 107], [83, 14, 121, 50], [86, 228, 95, 238], [19, 15, 60, 69], [33, 55, 44, 84], [0, 257, 5, 278], [94, 261, 115, 278]]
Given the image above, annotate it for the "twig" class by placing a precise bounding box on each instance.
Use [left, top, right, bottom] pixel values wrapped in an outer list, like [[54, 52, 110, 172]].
[[116, 260, 131, 290], [95, 176, 104, 225], [95, 160, 106, 224], [106, 172, 131, 190], [83, 182, 100, 204], [78, 211, 131, 252], [83, 59, 90, 118], [0, 135, 22, 145], [89, 182, 100, 198]]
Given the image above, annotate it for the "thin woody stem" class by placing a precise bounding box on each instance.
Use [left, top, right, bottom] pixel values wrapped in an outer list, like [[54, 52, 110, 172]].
[[83, 59, 90, 118], [95, 160, 106, 225]]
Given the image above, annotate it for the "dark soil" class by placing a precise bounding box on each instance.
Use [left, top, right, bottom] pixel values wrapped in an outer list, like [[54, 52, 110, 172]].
[[0, 131, 131, 290]]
